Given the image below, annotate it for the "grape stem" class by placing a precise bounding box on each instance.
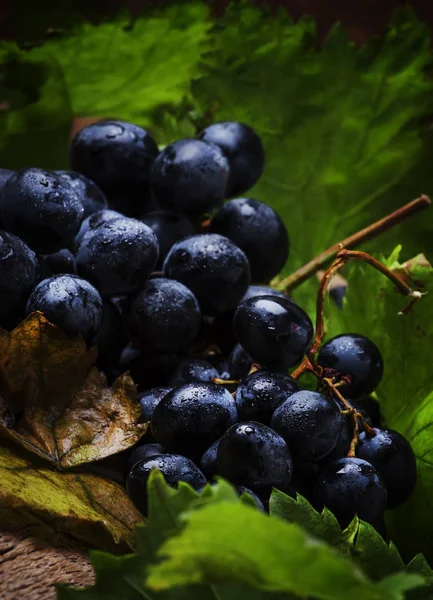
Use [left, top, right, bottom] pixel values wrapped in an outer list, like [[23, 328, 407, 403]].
[[274, 195, 431, 293], [291, 248, 423, 452]]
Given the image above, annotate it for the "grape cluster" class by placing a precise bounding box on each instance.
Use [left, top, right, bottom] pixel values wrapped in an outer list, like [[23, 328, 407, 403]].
[[0, 119, 416, 534]]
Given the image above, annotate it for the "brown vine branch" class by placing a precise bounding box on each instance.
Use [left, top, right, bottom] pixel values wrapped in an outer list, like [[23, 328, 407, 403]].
[[275, 195, 431, 293]]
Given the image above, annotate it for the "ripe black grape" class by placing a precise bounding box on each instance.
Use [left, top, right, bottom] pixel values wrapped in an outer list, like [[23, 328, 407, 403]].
[[25, 274, 103, 343], [138, 387, 172, 423], [168, 358, 219, 385], [141, 210, 196, 269], [0, 168, 84, 253], [317, 334, 384, 398], [150, 139, 229, 215], [75, 209, 124, 249], [42, 248, 75, 275], [75, 217, 159, 297], [123, 442, 166, 482], [234, 296, 313, 370], [56, 170, 108, 218], [227, 343, 254, 380], [151, 382, 238, 459], [314, 457, 387, 529], [200, 439, 219, 480], [209, 198, 289, 282], [70, 120, 159, 217], [217, 422, 292, 495], [236, 369, 299, 425], [356, 428, 417, 509], [163, 233, 250, 314], [127, 454, 206, 515], [0, 230, 39, 321], [95, 300, 128, 376], [197, 121, 265, 196], [128, 278, 201, 353], [271, 390, 343, 462]]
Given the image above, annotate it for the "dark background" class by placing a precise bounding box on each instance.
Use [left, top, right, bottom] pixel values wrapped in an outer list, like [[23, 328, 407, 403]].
[[1, 0, 433, 45]]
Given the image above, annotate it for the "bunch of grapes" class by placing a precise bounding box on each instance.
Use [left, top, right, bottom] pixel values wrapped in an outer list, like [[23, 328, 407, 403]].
[[0, 119, 416, 535]]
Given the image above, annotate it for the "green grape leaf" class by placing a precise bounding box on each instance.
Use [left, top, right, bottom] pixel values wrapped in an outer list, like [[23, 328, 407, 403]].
[[192, 3, 433, 312], [147, 501, 422, 599], [0, 443, 142, 552], [27, 3, 209, 141], [0, 312, 147, 468], [326, 249, 433, 563]]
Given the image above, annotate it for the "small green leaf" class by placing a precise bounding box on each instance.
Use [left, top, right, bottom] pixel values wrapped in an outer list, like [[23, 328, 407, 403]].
[[352, 521, 405, 581], [147, 502, 409, 599], [269, 488, 351, 556]]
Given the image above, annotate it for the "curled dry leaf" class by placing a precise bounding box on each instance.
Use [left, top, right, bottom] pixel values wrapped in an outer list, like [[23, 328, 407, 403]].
[[0, 312, 147, 469], [0, 444, 143, 551]]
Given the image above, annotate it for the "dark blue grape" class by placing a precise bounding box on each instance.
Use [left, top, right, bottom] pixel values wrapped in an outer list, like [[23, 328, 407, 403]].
[[0, 168, 13, 187], [151, 382, 238, 459], [0, 230, 39, 321], [271, 390, 343, 462], [164, 233, 250, 315], [141, 210, 196, 269], [75, 217, 159, 297], [197, 121, 265, 197], [234, 296, 313, 371], [356, 428, 417, 509], [127, 454, 206, 515], [56, 170, 108, 218], [25, 274, 103, 343], [0, 168, 84, 253], [168, 358, 219, 386], [209, 198, 289, 282], [128, 278, 201, 353], [227, 343, 254, 380], [314, 457, 387, 529], [138, 387, 172, 423], [217, 421, 292, 495], [42, 248, 75, 275], [70, 120, 159, 217], [317, 334, 384, 398], [200, 439, 220, 480], [236, 369, 299, 425], [236, 486, 265, 511], [123, 442, 166, 482], [74, 209, 124, 249], [150, 139, 229, 215]]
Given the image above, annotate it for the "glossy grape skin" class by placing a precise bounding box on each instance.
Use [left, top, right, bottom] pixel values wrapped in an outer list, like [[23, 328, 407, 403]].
[[76, 217, 159, 298], [141, 210, 196, 269], [217, 422, 292, 495], [25, 274, 103, 343], [150, 139, 229, 215], [314, 457, 387, 529], [163, 233, 250, 315], [356, 428, 417, 509], [95, 301, 128, 376], [128, 278, 201, 353], [214, 285, 289, 355], [317, 334, 384, 398], [0, 168, 13, 187], [209, 198, 289, 283], [70, 120, 159, 217], [42, 249, 75, 275], [236, 369, 299, 425], [0, 230, 39, 320], [126, 454, 206, 515], [227, 343, 254, 380], [271, 390, 343, 462], [0, 168, 84, 253], [151, 382, 238, 459], [200, 439, 220, 479], [234, 296, 314, 371], [197, 121, 265, 197], [123, 442, 166, 482], [236, 486, 265, 511], [74, 209, 124, 249], [56, 170, 108, 218], [168, 358, 219, 386], [138, 387, 172, 423]]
